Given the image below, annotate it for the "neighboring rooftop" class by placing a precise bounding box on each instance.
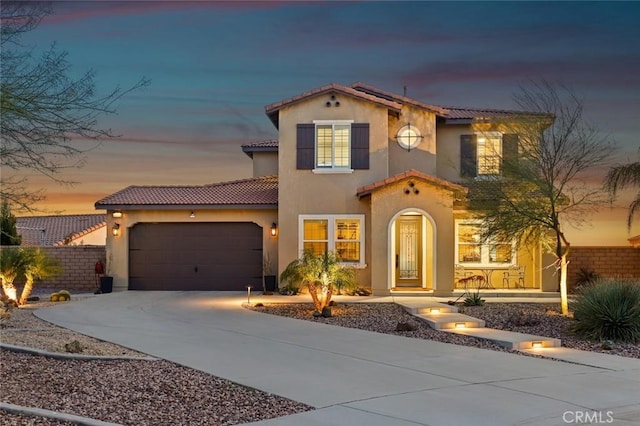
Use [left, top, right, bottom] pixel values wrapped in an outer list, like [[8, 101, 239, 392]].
[[95, 175, 278, 209], [16, 214, 106, 246], [241, 140, 279, 158]]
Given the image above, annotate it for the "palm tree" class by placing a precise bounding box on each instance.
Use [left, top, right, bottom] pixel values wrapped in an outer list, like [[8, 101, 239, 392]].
[[0, 247, 26, 302], [605, 159, 640, 230], [19, 248, 61, 305], [279, 250, 356, 314]]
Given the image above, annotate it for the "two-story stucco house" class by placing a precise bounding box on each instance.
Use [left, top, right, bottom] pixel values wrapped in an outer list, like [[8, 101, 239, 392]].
[[96, 82, 556, 295]]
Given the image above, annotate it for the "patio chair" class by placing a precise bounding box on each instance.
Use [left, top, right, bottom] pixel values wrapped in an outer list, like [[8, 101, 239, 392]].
[[502, 265, 525, 289], [454, 264, 473, 289]]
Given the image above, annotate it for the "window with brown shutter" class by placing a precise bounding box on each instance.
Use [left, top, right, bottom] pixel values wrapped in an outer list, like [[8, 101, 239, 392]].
[[296, 122, 369, 171]]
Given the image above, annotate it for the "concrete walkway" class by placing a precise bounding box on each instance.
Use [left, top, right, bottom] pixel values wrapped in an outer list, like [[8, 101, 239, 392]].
[[36, 292, 640, 426]]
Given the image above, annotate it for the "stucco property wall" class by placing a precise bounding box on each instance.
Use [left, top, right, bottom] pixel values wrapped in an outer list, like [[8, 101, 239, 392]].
[[3, 245, 106, 293], [567, 246, 640, 292]]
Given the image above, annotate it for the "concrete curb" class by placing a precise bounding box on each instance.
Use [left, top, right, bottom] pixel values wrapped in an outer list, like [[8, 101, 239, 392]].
[[1, 402, 124, 426], [0, 342, 158, 361]]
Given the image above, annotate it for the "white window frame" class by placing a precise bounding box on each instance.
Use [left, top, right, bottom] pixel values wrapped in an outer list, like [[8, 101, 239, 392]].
[[299, 214, 365, 267], [454, 219, 516, 267], [312, 120, 354, 173], [476, 132, 502, 177]]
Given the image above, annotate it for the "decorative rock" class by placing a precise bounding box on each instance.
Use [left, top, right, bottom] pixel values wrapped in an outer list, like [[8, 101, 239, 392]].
[[64, 340, 83, 353]]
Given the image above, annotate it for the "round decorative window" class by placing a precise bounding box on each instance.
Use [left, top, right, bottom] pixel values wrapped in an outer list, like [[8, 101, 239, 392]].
[[396, 124, 422, 150]]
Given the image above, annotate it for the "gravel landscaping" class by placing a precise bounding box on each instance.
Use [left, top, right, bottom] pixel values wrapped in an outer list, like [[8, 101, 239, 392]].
[[0, 302, 312, 426], [2, 295, 638, 425], [245, 301, 640, 359]]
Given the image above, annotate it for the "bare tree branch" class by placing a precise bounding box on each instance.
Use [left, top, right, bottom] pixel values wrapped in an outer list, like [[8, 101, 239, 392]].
[[0, 2, 150, 212]]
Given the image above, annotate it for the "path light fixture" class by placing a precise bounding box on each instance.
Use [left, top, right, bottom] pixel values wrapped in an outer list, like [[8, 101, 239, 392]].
[[454, 322, 466, 329], [112, 223, 121, 237], [247, 286, 252, 304], [531, 341, 543, 349]]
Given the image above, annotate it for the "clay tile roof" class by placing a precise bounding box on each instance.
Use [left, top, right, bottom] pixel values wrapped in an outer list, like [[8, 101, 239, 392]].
[[350, 82, 448, 115], [264, 83, 402, 128], [241, 139, 279, 158], [357, 169, 467, 198], [16, 214, 107, 246], [95, 175, 278, 209], [439, 106, 552, 122]]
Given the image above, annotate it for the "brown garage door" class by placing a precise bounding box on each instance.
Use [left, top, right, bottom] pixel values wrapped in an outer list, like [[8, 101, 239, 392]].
[[129, 222, 263, 291]]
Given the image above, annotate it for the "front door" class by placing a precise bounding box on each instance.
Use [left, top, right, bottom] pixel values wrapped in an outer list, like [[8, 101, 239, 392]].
[[395, 215, 422, 287]]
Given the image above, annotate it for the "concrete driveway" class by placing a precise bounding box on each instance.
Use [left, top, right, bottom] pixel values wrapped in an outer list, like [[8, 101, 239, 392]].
[[37, 292, 640, 425]]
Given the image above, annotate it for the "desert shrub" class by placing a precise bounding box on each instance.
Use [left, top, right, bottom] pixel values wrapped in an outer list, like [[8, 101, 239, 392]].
[[50, 291, 71, 302], [463, 291, 485, 306], [278, 282, 300, 295], [570, 278, 640, 343], [574, 267, 600, 289]]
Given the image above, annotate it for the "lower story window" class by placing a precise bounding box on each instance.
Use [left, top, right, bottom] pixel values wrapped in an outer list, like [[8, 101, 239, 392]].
[[455, 221, 515, 266], [300, 215, 364, 265]]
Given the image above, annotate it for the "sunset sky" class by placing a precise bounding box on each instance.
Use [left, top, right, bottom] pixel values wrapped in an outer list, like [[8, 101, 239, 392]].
[[9, 1, 640, 245]]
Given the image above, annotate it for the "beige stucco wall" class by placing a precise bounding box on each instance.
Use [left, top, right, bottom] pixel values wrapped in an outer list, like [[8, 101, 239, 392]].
[[388, 106, 437, 176], [68, 227, 106, 246], [368, 179, 457, 295], [105, 209, 277, 291], [251, 152, 278, 177], [276, 92, 393, 286], [435, 124, 471, 182]]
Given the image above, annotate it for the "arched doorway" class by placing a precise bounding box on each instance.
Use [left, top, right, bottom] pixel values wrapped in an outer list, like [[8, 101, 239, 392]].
[[388, 209, 436, 290]]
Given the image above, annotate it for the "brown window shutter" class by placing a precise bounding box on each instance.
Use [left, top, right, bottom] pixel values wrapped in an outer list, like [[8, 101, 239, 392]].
[[501, 134, 519, 177], [351, 123, 369, 169], [460, 134, 477, 178], [296, 124, 315, 169]]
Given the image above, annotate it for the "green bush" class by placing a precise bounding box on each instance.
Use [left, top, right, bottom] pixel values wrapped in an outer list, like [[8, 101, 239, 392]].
[[570, 278, 640, 343], [463, 291, 485, 306]]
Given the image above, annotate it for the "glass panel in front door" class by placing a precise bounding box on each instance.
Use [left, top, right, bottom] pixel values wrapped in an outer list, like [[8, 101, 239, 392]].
[[396, 216, 422, 285]]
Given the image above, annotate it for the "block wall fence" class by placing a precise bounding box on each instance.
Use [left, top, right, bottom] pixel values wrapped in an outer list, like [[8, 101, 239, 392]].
[[1, 245, 106, 294], [567, 246, 640, 292]]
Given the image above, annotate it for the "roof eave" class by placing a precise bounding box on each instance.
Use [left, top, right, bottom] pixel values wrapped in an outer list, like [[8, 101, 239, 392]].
[[241, 146, 278, 158], [95, 203, 278, 211]]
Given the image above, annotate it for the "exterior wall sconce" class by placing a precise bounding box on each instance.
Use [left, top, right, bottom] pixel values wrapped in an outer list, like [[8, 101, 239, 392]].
[[112, 211, 123, 218], [270, 222, 278, 237], [189, 212, 196, 218], [112, 223, 121, 237]]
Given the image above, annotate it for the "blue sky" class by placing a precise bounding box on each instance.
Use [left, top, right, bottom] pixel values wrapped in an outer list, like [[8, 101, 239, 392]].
[[13, 1, 640, 243]]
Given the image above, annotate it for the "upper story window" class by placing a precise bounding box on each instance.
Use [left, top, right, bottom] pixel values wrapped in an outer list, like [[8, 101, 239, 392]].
[[460, 133, 518, 179], [477, 133, 502, 176], [455, 220, 515, 267], [299, 214, 365, 265], [315, 121, 352, 169], [297, 122, 370, 171]]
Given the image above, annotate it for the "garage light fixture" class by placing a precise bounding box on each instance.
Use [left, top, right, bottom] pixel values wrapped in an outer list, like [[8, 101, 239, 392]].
[[270, 222, 278, 237], [112, 223, 121, 237], [112, 211, 123, 218]]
